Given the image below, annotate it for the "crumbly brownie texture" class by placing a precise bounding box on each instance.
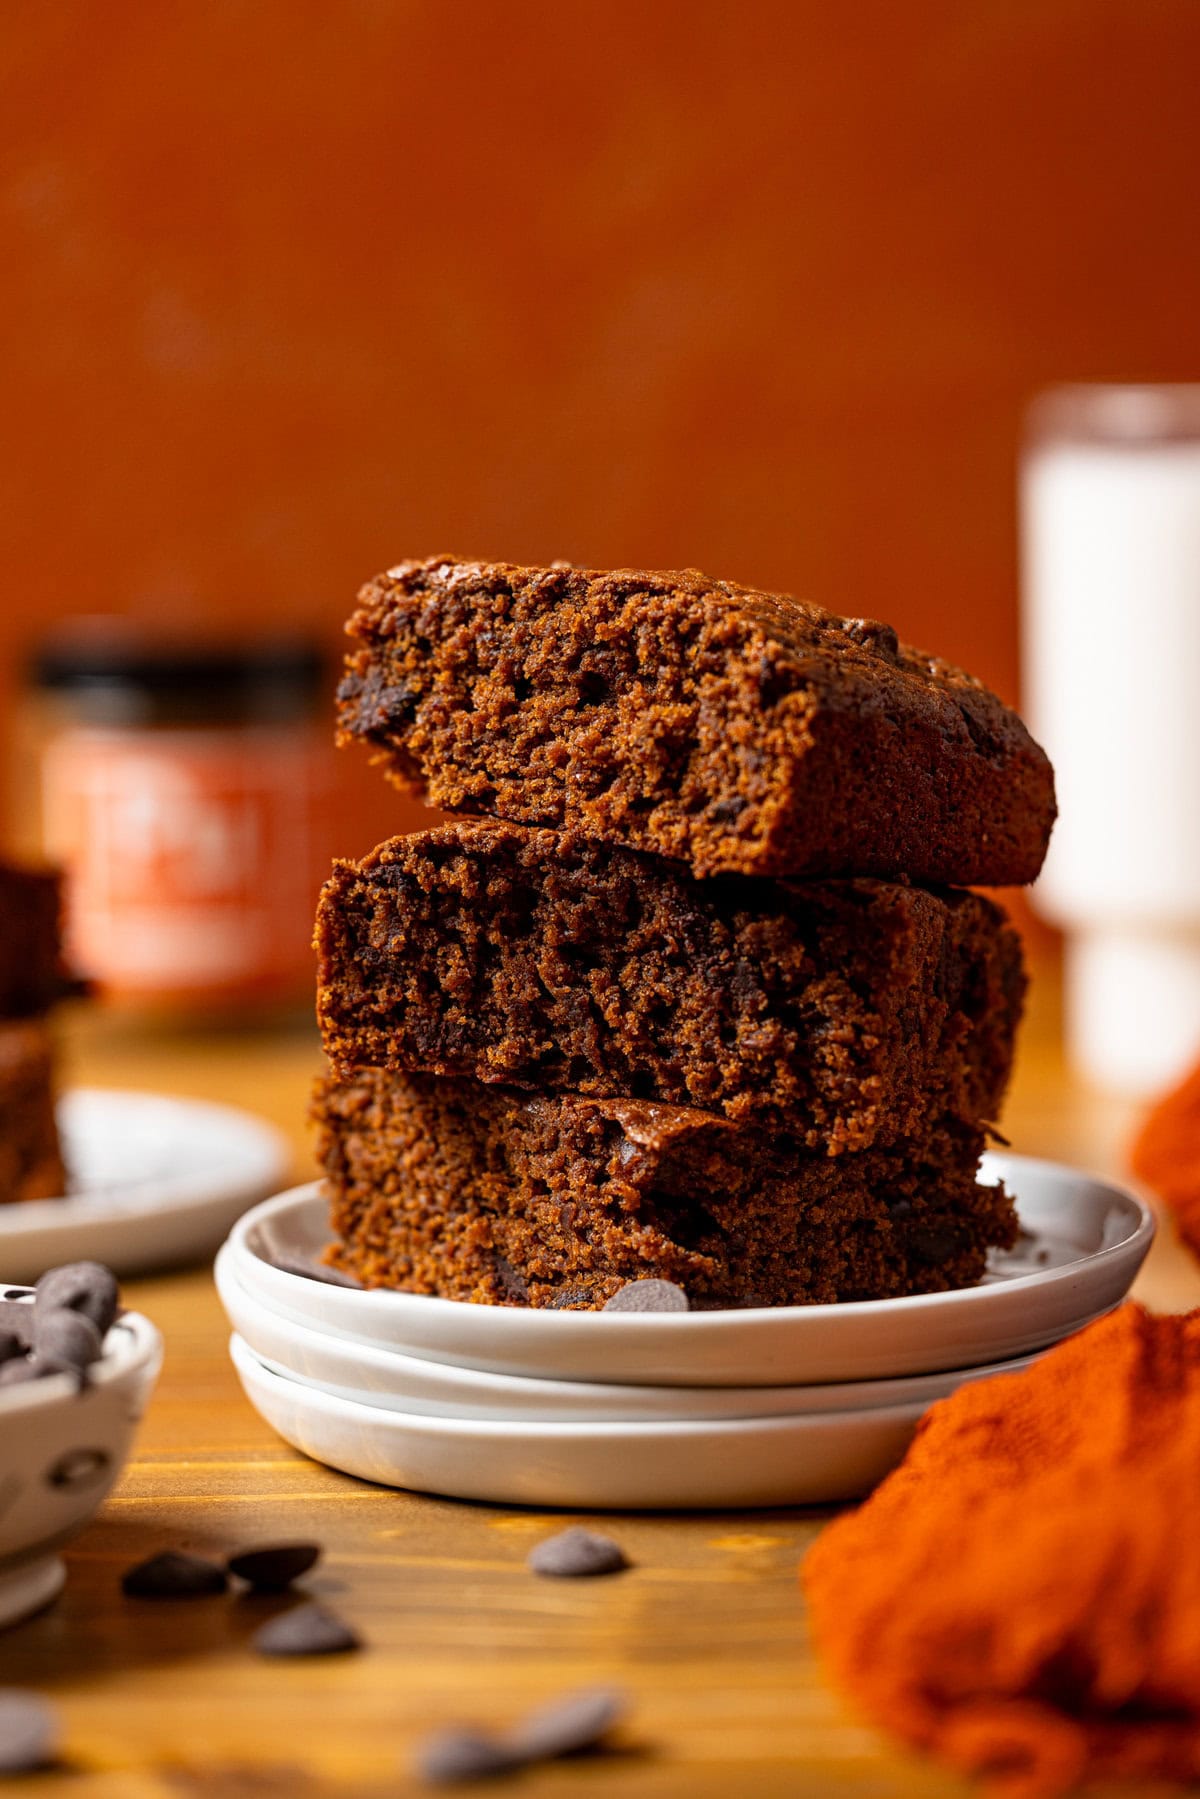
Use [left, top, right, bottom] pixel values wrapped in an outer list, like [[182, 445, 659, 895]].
[[337, 557, 1056, 885], [313, 1069, 1017, 1308], [0, 862, 68, 1019], [0, 1022, 66, 1205], [315, 821, 1024, 1154]]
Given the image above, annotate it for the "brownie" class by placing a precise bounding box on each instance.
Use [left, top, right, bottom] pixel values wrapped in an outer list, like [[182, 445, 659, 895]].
[[314, 821, 1024, 1154], [313, 1069, 1017, 1308], [0, 1022, 66, 1205], [0, 861, 68, 1019], [336, 557, 1056, 885]]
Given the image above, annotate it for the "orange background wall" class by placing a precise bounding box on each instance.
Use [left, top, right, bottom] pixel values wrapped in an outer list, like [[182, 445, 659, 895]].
[[3, 0, 1199, 839]]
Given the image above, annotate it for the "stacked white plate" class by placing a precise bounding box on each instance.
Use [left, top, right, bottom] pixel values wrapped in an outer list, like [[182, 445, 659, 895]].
[[217, 1152, 1154, 1510]]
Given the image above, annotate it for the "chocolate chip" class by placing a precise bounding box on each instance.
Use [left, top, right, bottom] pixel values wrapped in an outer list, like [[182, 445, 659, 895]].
[[121, 1551, 229, 1599], [527, 1528, 629, 1579], [228, 1542, 321, 1591], [0, 1690, 58, 1773], [35, 1262, 120, 1336], [414, 1727, 516, 1785], [507, 1686, 627, 1762], [493, 1255, 530, 1303], [2, 1289, 29, 1302], [270, 1255, 362, 1289], [908, 1225, 959, 1267], [251, 1602, 361, 1657], [548, 1288, 592, 1310], [32, 1308, 103, 1379], [602, 1279, 689, 1313]]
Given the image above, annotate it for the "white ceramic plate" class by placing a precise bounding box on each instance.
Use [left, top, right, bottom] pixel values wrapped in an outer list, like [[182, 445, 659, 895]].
[[223, 1154, 1154, 1386], [0, 1298, 162, 1628], [216, 1246, 1036, 1422], [229, 1332, 933, 1509], [0, 1089, 292, 1283]]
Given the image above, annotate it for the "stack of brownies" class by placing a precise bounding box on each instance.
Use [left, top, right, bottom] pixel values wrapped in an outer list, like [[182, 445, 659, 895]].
[[312, 559, 1055, 1311], [0, 859, 69, 1205]]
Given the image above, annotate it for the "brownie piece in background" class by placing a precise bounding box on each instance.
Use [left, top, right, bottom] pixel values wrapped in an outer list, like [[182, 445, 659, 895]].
[[315, 821, 1025, 1154], [313, 1068, 1017, 1308], [0, 861, 69, 1019], [337, 557, 1055, 886], [0, 1022, 67, 1204]]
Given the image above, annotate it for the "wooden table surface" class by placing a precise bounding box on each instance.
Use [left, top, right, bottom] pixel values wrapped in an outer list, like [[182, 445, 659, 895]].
[[2, 958, 1196, 1799]]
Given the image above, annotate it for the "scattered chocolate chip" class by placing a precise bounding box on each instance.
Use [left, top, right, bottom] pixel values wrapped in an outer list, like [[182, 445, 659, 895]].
[[0, 1690, 58, 1774], [507, 1686, 627, 1762], [602, 1279, 689, 1314], [35, 1262, 120, 1337], [1, 1289, 29, 1302], [527, 1527, 629, 1579], [32, 1308, 103, 1380], [414, 1726, 515, 1785], [251, 1601, 360, 1657], [270, 1255, 361, 1289], [228, 1542, 321, 1591], [121, 1551, 229, 1599]]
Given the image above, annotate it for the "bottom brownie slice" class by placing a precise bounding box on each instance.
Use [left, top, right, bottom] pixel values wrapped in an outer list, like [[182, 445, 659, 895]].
[[312, 1069, 1017, 1310], [0, 1021, 67, 1205]]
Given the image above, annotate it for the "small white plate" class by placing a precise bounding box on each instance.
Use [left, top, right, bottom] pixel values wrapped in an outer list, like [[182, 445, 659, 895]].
[[229, 1332, 932, 1509], [0, 1089, 292, 1282], [0, 1299, 162, 1627], [223, 1153, 1154, 1386], [216, 1246, 1036, 1422]]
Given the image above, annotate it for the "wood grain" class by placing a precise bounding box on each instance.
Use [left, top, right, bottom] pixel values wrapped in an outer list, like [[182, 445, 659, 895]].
[[0, 957, 1194, 1796]]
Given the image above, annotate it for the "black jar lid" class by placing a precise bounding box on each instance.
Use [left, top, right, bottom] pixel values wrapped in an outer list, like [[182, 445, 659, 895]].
[[31, 625, 326, 727]]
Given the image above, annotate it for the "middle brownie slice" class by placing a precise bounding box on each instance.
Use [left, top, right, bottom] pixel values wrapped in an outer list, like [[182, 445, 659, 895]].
[[316, 820, 1023, 1154]]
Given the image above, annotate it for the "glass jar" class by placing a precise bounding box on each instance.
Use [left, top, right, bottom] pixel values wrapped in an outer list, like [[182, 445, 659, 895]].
[[1021, 385, 1200, 1092], [25, 628, 333, 1015]]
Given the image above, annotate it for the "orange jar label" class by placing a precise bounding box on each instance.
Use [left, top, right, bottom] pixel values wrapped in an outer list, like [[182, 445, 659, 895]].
[[42, 726, 334, 1005]]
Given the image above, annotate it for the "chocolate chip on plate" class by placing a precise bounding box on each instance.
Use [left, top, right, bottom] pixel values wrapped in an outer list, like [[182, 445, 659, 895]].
[[121, 1551, 229, 1599], [413, 1726, 515, 1785], [32, 1308, 103, 1380], [0, 1690, 58, 1774], [251, 1602, 361, 1657], [507, 1686, 628, 1762], [35, 1262, 120, 1336], [228, 1542, 321, 1591], [602, 1279, 689, 1314], [527, 1527, 629, 1579]]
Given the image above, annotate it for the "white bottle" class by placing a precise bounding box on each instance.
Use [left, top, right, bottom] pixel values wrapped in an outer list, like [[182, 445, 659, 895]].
[[1021, 385, 1200, 1094]]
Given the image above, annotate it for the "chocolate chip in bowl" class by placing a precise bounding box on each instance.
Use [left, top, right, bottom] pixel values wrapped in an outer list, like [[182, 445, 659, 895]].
[[0, 1262, 162, 1629]]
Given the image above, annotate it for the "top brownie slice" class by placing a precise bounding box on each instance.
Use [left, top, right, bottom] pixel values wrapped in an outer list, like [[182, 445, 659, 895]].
[[337, 557, 1055, 884]]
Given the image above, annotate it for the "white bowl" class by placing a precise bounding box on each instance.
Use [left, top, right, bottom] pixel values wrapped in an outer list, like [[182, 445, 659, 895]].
[[222, 1153, 1154, 1386], [0, 1090, 291, 1283], [217, 1245, 1037, 1422], [230, 1332, 946, 1509], [0, 1297, 162, 1627]]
